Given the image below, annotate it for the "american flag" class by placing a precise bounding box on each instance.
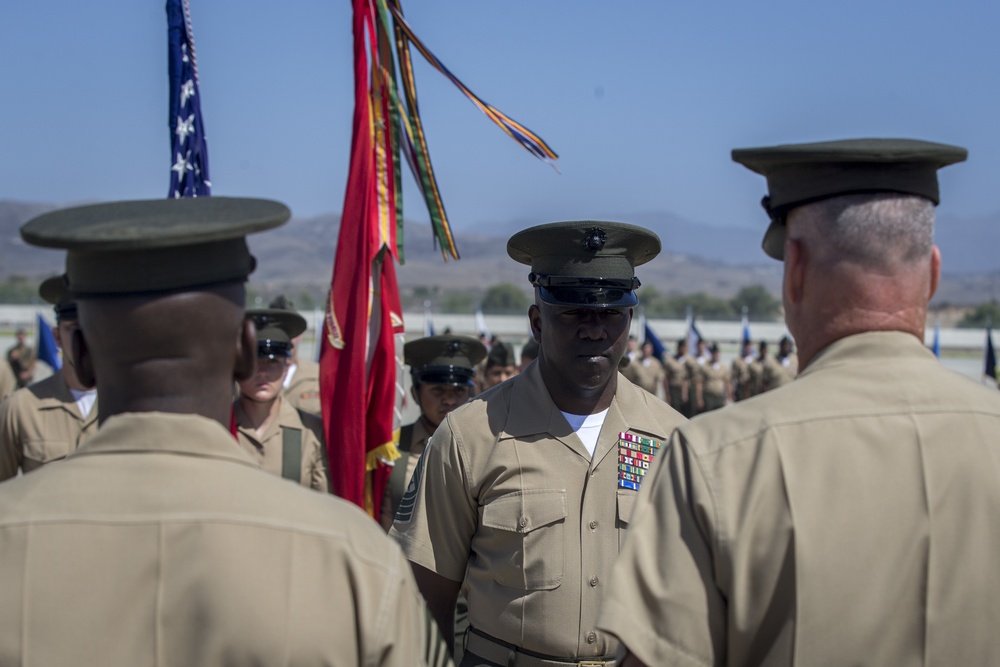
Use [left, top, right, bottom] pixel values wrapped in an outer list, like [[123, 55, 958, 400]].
[[167, 0, 211, 197]]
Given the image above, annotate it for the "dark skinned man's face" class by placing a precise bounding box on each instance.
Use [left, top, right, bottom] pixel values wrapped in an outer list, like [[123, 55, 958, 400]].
[[531, 302, 631, 396]]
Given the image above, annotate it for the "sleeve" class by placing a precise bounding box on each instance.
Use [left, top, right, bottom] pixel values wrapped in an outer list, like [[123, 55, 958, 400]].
[[597, 429, 726, 667], [0, 394, 22, 481], [368, 545, 433, 667], [389, 414, 477, 582]]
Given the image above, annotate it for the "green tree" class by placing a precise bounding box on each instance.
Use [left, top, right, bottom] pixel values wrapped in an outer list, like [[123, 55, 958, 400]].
[[0, 276, 42, 305], [440, 291, 476, 314], [958, 301, 1000, 328], [480, 283, 530, 315], [730, 284, 781, 320]]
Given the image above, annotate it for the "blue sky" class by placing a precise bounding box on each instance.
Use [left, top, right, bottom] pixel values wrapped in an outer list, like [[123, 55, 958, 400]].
[[4, 0, 999, 234]]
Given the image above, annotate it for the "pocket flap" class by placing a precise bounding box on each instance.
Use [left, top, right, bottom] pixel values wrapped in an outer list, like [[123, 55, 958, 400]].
[[617, 489, 637, 525], [482, 490, 567, 533]]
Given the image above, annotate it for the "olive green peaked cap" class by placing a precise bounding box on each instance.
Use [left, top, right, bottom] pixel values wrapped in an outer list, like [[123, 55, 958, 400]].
[[405, 335, 487, 386], [39, 275, 77, 322], [732, 138, 967, 260], [485, 341, 517, 368], [507, 220, 661, 307], [247, 308, 307, 359], [20, 197, 290, 296]]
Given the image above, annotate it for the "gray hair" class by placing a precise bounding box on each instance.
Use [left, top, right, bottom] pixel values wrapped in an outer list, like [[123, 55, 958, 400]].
[[797, 193, 935, 268]]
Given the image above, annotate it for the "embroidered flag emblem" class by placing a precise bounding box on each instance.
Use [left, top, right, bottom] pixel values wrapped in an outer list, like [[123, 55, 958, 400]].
[[618, 432, 662, 490]]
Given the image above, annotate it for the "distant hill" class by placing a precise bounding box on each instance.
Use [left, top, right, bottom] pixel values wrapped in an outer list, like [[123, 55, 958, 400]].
[[0, 199, 996, 306]]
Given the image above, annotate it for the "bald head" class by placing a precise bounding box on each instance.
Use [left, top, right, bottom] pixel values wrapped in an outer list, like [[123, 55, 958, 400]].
[[783, 193, 940, 369]]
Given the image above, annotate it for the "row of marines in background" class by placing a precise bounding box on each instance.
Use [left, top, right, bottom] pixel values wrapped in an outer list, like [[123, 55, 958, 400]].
[[621, 334, 797, 414]]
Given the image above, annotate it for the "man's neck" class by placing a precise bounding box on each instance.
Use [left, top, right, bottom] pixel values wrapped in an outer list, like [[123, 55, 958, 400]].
[[238, 395, 282, 437]]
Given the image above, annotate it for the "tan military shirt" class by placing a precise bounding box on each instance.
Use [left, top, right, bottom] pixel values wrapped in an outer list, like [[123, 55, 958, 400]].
[[235, 396, 329, 492], [0, 411, 428, 666], [599, 332, 1000, 666], [391, 362, 685, 661], [762, 353, 797, 390], [284, 357, 321, 415], [662, 353, 685, 390], [730, 355, 753, 400], [0, 373, 98, 480], [698, 360, 730, 400], [380, 418, 433, 531], [622, 357, 666, 397], [0, 361, 15, 404]]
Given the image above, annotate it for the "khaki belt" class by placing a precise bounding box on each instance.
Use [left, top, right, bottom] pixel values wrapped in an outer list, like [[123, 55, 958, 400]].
[[466, 628, 616, 667]]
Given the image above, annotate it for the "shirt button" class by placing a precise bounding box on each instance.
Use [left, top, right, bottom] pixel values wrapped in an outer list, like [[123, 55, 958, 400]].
[[518, 516, 528, 528], [587, 631, 597, 644], [590, 575, 599, 587], [589, 520, 598, 530]]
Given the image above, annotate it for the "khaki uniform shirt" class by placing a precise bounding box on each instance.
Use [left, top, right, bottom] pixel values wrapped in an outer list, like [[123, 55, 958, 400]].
[[0, 373, 98, 480], [0, 361, 15, 403], [0, 411, 428, 666], [623, 357, 666, 397], [662, 354, 685, 390], [391, 362, 685, 661], [235, 396, 329, 492], [6, 342, 35, 388], [599, 332, 1000, 666], [731, 355, 753, 400], [698, 360, 730, 401], [762, 353, 797, 390], [380, 418, 433, 531], [284, 358, 321, 416]]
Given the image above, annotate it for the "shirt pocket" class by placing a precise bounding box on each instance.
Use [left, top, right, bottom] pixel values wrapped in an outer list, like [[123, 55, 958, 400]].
[[480, 489, 566, 591], [24, 438, 74, 467], [616, 489, 637, 551]]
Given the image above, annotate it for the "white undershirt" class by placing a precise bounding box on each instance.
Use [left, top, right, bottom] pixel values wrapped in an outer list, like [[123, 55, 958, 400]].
[[560, 408, 609, 458], [70, 388, 97, 418]]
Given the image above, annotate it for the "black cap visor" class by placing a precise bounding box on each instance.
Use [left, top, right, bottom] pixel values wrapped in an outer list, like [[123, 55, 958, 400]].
[[415, 365, 476, 387], [534, 275, 640, 308]]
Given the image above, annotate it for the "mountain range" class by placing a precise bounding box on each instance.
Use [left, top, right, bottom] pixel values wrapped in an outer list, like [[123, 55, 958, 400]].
[[1, 199, 996, 306]]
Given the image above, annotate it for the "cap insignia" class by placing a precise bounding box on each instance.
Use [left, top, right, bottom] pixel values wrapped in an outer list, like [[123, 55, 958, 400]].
[[582, 227, 607, 253]]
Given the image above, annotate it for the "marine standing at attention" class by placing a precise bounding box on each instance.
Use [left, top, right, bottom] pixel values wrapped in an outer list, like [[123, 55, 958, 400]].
[[0, 197, 428, 665], [599, 138, 1000, 666], [0, 275, 98, 480], [380, 334, 486, 532], [391, 220, 686, 666], [234, 308, 330, 492]]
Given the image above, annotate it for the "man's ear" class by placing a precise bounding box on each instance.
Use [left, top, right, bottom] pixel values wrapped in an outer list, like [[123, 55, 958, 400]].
[[784, 238, 807, 307], [410, 384, 420, 404], [929, 245, 941, 300], [234, 317, 257, 382], [70, 328, 96, 389], [528, 304, 542, 343]]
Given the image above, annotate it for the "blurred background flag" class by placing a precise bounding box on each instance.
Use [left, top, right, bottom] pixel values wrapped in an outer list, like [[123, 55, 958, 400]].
[[685, 306, 703, 354], [423, 300, 435, 337], [475, 305, 490, 340], [166, 0, 211, 198], [740, 306, 751, 346], [984, 321, 997, 385], [637, 310, 666, 360], [35, 313, 61, 372]]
